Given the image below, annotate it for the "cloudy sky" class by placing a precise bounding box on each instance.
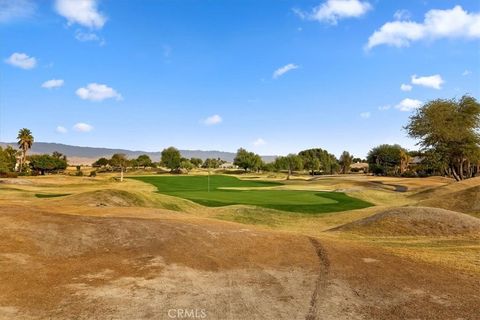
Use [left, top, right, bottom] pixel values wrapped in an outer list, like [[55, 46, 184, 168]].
[[1, 0, 479, 157]]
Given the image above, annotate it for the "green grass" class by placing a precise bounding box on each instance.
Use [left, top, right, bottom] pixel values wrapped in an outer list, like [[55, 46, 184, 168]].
[[131, 175, 373, 214], [35, 193, 71, 198]]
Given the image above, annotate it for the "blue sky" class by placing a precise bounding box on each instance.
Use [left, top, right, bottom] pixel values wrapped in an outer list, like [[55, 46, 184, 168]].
[[1, 0, 479, 157]]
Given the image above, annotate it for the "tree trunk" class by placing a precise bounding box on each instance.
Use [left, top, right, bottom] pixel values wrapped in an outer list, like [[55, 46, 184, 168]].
[[287, 168, 291, 180], [19, 149, 25, 172], [459, 160, 464, 180], [120, 167, 124, 182], [451, 166, 461, 182], [465, 159, 472, 178]]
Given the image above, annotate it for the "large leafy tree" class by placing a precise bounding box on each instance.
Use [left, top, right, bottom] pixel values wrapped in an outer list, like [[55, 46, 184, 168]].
[[161, 147, 182, 171], [93, 157, 110, 167], [17, 128, 34, 172], [298, 148, 339, 175], [302, 155, 320, 176], [274, 154, 303, 179], [233, 148, 263, 172], [136, 154, 153, 169], [0, 146, 19, 172], [339, 151, 353, 174], [29, 153, 67, 175], [202, 158, 224, 169], [180, 159, 194, 171], [190, 157, 203, 168], [0, 148, 11, 173], [367, 144, 408, 176], [405, 95, 480, 180], [110, 153, 129, 181]]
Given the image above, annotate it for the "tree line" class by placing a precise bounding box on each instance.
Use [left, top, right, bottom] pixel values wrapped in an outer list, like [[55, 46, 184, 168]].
[[1, 95, 479, 181], [92, 148, 228, 173]]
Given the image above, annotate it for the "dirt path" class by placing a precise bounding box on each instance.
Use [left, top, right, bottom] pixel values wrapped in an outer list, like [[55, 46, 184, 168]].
[[305, 237, 330, 320]]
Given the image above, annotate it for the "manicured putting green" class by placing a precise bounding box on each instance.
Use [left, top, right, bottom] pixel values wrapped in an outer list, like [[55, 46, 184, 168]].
[[132, 175, 372, 214]]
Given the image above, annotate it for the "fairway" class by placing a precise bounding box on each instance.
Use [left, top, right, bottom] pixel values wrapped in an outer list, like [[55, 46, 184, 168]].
[[132, 175, 373, 213]]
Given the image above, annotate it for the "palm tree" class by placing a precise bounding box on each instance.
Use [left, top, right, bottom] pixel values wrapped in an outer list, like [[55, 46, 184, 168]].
[[17, 128, 34, 172]]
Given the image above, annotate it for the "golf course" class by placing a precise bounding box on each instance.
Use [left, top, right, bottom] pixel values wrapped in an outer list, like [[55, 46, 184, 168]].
[[132, 175, 373, 213], [2, 1, 480, 319], [1, 172, 479, 320]]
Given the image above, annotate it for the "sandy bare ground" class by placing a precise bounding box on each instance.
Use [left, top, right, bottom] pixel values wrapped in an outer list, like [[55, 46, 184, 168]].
[[0, 202, 479, 320]]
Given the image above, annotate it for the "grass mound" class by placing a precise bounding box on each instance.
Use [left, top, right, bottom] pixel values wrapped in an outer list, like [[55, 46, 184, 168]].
[[64, 189, 147, 207], [132, 175, 373, 214], [332, 207, 480, 237], [417, 185, 480, 216]]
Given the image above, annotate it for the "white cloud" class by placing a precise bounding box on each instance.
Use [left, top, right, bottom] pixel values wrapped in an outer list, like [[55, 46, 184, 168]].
[[378, 105, 391, 111], [73, 123, 93, 132], [56, 126, 67, 133], [411, 74, 444, 89], [360, 112, 371, 119], [4, 52, 36, 69], [0, 0, 36, 23], [75, 30, 105, 45], [273, 63, 299, 79], [393, 9, 411, 21], [395, 98, 422, 112], [462, 70, 472, 76], [366, 6, 480, 50], [253, 138, 266, 146], [294, 0, 371, 25], [76, 83, 122, 101], [400, 83, 412, 91], [75, 30, 98, 41], [203, 114, 222, 126], [41, 79, 64, 89], [55, 0, 106, 29]]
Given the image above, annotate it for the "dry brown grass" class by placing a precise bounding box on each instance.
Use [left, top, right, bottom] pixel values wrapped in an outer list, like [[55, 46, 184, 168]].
[[331, 206, 480, 237], [413, 177, 480, 217]]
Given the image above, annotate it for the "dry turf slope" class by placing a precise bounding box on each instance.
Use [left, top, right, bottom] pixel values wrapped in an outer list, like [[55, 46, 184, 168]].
[[331, 206, 480, 237], [0, 174, 479, 319]]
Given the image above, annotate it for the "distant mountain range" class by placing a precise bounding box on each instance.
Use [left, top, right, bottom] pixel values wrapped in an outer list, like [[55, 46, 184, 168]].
[[0, 142, 276, 165]]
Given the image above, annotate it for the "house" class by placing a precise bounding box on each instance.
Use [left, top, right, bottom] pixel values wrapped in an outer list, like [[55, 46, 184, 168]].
[[219, 162, 237, 169], [350, 162, 369, 173]]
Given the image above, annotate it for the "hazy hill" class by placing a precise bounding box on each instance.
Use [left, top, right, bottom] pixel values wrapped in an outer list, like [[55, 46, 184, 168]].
[[0, 142, 276, 165]]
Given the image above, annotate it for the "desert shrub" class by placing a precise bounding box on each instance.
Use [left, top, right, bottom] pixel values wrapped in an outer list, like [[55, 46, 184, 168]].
[[89, 170, 97, 177]]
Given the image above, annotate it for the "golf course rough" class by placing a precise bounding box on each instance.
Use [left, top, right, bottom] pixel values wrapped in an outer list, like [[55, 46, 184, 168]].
[[132, 175, 373, 214]]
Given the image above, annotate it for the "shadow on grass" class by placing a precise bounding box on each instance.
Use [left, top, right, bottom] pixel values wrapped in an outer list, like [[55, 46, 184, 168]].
[[35, 193, 71, 198]]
